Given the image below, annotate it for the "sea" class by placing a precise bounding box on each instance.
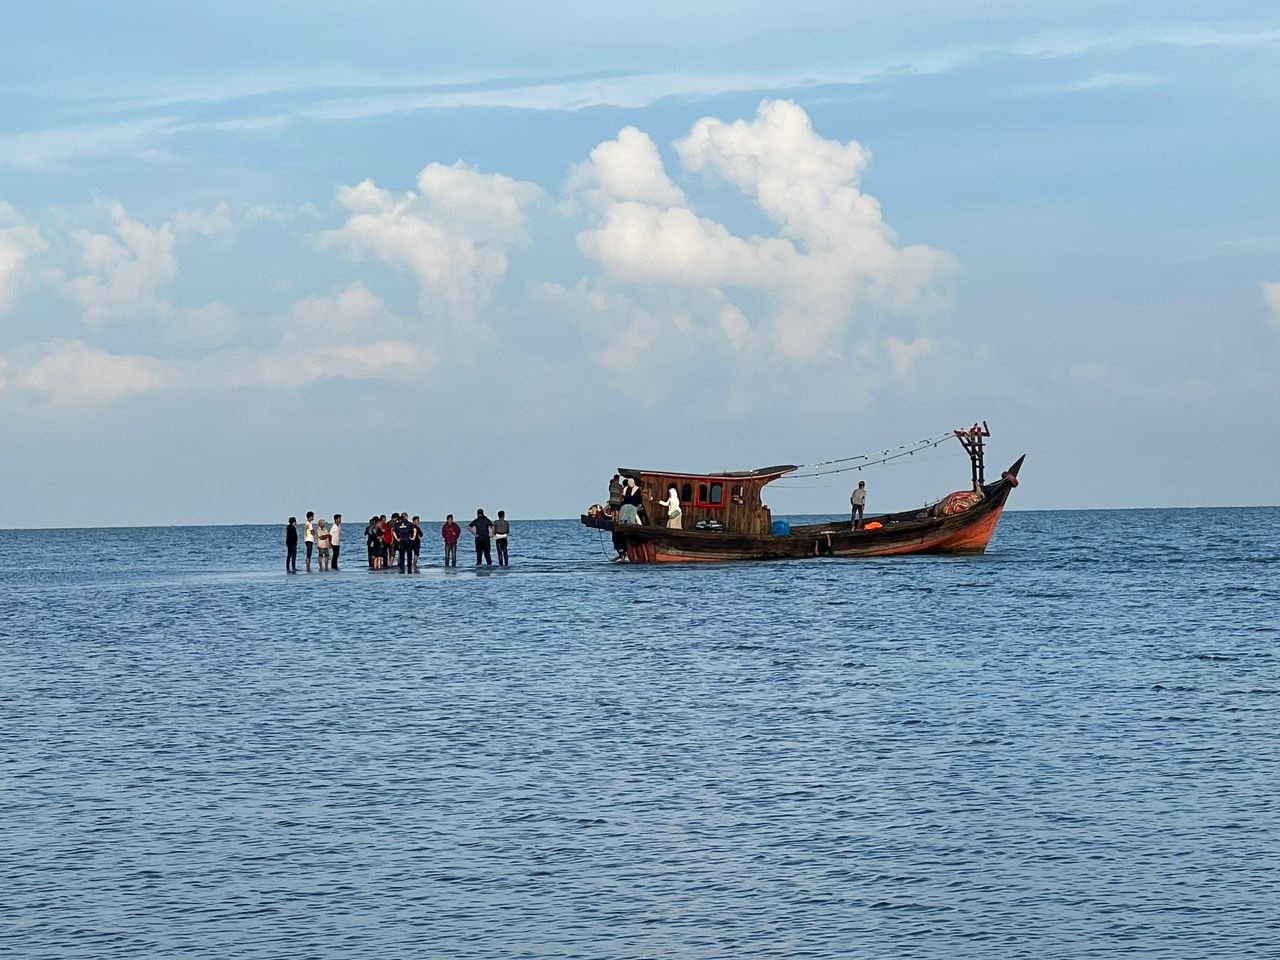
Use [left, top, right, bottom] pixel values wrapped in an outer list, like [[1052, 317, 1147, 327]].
[[1, 508, 1277, 960]]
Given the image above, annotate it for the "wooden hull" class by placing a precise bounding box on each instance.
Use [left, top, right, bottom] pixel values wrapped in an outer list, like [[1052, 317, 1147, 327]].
[[583, 457, 1023, 564]]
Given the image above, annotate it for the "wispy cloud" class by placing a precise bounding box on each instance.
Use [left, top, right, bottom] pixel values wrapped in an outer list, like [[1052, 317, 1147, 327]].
[[6, 22, 1277, 169], [1010, 71, 1165, 97]]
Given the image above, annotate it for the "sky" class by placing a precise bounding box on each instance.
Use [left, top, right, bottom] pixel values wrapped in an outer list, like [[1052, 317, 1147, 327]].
[[1, 1, 1278, 527]]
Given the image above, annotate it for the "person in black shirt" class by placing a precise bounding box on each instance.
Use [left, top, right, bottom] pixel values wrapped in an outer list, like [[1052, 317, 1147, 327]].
[[410, 515, 423, 572], [393, 512, 414, 572], [469, 509, 493, 566], [493, 510, 511, 566], [285, 517, 298, 573]]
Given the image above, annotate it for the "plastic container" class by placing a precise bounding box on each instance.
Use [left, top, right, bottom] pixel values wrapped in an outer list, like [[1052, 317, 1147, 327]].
[[770, 520, 791, 537]]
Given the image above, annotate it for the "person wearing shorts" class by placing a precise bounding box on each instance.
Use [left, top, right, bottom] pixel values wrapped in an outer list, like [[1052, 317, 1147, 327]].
[[411, 516, 423, 571], [316, 519, 332, 571]]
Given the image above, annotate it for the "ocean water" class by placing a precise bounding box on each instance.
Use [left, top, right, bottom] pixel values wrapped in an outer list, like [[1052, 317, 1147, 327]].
[[1, 509, 1277, 959]]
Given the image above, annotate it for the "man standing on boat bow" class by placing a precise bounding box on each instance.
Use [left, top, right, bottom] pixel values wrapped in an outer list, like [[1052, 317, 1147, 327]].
[[851, 481, 867, 530]]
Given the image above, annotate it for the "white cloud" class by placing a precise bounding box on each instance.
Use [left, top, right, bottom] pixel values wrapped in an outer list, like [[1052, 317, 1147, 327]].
[[241, 340, 434, 389], [574, 100, 951, 362], [1263, 282, 1280, 331], [0, 202, 48, 316], [2, 340, 175, 405], [0, 118, 175, 170], [567, 127, 685, 209], [1012, 71, 1165, 97], [65, 203, 178, 324], [172, 202, 233, 241], [233, 282, 434, 388], [321, 162, 542, 325]]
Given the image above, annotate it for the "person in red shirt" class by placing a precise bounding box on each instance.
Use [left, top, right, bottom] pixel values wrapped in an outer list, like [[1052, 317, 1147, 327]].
[[441, 514, 462, 568]]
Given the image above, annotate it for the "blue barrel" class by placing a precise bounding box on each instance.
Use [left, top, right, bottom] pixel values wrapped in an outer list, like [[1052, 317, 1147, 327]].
[[771, 520, 791, 537]]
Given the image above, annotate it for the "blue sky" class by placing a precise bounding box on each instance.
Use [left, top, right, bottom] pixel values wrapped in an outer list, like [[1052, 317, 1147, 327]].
[[1, 2, 1278, 526]]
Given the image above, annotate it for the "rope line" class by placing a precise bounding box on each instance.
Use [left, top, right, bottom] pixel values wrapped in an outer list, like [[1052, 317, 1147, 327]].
[[792, 432, 955, 480]]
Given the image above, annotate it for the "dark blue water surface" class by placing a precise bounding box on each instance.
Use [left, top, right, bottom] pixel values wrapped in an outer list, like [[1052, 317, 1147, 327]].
[[2, 509, 1278, 959]]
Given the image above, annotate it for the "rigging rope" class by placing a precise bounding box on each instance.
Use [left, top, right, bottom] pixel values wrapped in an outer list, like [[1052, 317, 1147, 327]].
[[792, 431, 955, 479]]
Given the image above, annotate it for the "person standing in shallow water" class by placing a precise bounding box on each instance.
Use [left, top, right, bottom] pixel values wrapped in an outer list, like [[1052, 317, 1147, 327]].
[[442, 514, 461, 567], [285, 517, 298, 573], [493, 511, 511, 566], [316, 519, 332, 571], [469, 509, 493, 566], [411, 515, 423, 572], [303, 511, 315, 571], [850, 480, 867, 530], [330, 514, 342, 571]]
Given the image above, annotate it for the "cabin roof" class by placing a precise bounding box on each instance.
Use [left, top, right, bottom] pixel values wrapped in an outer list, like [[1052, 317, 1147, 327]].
[[619, 464, 797, 482]]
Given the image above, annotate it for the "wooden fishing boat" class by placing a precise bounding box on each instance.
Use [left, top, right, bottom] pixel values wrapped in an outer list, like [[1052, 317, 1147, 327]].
[[581, 424, 1024, 563]]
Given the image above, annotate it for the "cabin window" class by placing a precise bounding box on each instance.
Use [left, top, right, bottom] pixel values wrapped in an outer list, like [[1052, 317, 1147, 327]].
[[693, 481, 727, 510], [680, 482, 694, 503], [732, 484, 745, 504]]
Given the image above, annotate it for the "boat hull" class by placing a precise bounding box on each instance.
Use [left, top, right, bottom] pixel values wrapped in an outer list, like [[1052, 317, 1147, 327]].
[[583, 458, 1023, 564]]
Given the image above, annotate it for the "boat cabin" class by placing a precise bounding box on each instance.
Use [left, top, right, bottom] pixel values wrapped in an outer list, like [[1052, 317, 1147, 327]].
[[619, 465, 796, 536]]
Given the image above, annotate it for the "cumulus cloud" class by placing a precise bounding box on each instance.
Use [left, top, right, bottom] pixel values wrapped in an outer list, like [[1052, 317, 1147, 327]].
[[0, 202, 48, 316], [1263, 281, 1280, 331], [567, 127, 685, 209], [321, 161, 542, 326], [65, 203, 178, 324], [573, 100, 951, 362], [0, 340, 175, 405]]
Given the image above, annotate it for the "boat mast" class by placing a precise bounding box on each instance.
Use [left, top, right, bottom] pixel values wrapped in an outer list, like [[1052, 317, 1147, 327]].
[[954, 422, 990, 491]]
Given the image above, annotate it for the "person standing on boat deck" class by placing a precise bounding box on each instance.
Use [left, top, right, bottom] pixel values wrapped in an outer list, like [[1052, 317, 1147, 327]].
[[494, 511, 511, 566], [330, 514, 342, 571], [607, 475, 623, 515], [442, 514, 461, 567], [850, 481, 867, 530], [656, 485, 682, 529], [618, 478, 643, 525], [303, 511, 315, 572], [469, 509, 494, 566], [285, 517, 298, 573]]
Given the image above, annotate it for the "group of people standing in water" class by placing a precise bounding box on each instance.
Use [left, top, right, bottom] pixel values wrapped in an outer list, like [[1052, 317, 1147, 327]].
[[284, 509, 511, 573]]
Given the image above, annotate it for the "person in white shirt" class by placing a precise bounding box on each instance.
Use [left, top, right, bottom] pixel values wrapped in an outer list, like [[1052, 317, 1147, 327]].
[[330, 514, 343, 571], [303, 511, 316, 572], [850, 481, 867, 530], [316, 519, 332, 571]]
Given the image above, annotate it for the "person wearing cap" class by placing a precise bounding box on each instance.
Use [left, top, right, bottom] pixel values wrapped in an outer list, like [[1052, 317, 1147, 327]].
[[850, 481, 867, 530]]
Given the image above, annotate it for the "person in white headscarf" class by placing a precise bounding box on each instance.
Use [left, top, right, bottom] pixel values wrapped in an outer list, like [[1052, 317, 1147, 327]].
[[658, 485, 682, 529]]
